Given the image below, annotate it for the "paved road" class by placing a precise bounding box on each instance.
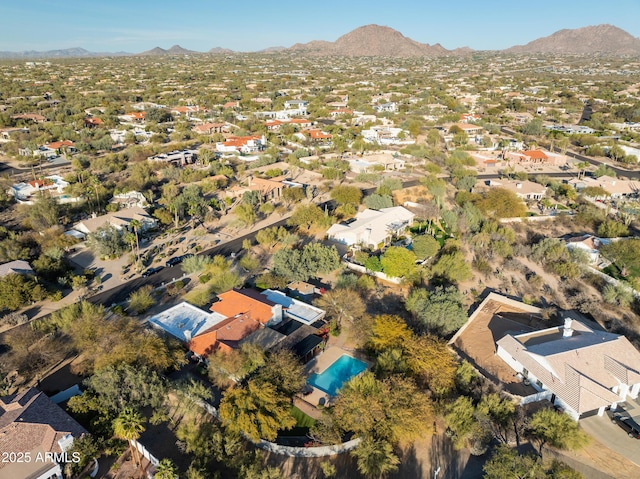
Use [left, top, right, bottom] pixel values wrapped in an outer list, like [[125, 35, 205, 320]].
[[87, 217, 289, 306]]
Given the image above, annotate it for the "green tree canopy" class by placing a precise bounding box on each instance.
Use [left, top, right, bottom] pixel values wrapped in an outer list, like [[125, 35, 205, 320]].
[[597, 219, 629, 238], [330, 185, 362, 206], [288, 203, 330, 231], [219, 380, 296, 442], [380, 246, 416, 279], [483, 445, 547, 479], [406, 286, 467, 335], [113, 407, 146, 468], [272, 242, 340, 281], [432, 250, 472, 283], [314, 288, 366, 330], [528, 408, 590, 453], [368, 314, 413, 353], [0, 273, 46, 312], [87, 224, 127, 258], [330, 372, 433, 444], [364, 193, 393, 210], [475, 188, 527, 218], [411, 235, 440, 260]]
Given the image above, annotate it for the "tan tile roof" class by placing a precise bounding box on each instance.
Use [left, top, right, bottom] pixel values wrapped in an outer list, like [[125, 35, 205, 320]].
[[0, 388, 87, 470], [497, 322, 640, 414]]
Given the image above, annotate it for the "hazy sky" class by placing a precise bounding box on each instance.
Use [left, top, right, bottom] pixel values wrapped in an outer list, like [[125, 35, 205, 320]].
[[2, 0, 639, 52]]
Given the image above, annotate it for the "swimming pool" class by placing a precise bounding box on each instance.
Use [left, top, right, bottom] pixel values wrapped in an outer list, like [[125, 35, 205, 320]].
[[307, 354, 368, 396]]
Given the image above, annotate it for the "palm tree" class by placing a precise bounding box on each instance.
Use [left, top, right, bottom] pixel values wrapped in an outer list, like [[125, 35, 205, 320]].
[[154, 458, 178, 479], [129, 219, 142, 269], [91, 177, 102, 213], [575, 161, 590, 179], [113, 407, 146, 469], [123, 232, 137, 266]]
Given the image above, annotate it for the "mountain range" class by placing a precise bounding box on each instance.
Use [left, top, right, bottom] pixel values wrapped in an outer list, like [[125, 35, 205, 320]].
[[1, 24, 639, 59]]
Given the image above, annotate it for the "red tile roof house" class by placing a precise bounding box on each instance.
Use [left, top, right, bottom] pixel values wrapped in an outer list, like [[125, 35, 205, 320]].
[[84, 117, 103, 127], [0, 388, 87, 479], [148, 292, 284, 358], [120, 111, 146, 123], [303, 129, 333, 143], [215, 135, 266, 154], [31, 141, 76, 158], [460, 113, 481, 123], [508, 149, 548, 163]]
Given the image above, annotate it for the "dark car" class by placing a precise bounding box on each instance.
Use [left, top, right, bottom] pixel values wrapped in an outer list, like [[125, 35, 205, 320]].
[[611, 412, 640, 438], [166, 255, 184, 267], [142, 266, 164, 277]]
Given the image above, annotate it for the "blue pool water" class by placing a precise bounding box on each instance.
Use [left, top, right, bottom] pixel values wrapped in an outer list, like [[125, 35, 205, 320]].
[[307, 354, 368, 396]]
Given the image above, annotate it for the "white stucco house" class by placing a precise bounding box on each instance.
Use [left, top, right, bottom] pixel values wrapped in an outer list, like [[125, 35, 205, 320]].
[[496, 318, 640, 420], [326, 206, 415, 249], [73, 206, 157, 235], [565, 234, 610, 265]]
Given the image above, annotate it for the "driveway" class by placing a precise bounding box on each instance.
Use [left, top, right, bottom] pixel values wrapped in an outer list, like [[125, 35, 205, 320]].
[[580, 398, 640, 467]]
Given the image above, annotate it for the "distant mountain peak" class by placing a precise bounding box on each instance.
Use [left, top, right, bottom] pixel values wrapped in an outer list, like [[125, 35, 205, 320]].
[[167, 45, 197, 54], [139, 46, 167, 56], [505, 24, 640, 55], [288, 24, 459, 57]]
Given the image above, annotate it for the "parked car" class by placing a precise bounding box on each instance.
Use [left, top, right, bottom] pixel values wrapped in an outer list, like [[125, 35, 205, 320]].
[[142, 266, 164, 277], [610, 411, 640, 438], [166, 255, 185, 267]]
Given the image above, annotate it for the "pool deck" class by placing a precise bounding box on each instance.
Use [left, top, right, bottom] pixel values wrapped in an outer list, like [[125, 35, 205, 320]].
[[298, 346, 371, 411]]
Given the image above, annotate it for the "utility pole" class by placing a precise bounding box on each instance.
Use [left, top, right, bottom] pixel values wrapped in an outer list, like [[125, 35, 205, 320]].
[[434, 466, 441, 479]]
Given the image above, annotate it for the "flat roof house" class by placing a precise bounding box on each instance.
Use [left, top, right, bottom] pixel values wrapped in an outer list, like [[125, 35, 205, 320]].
[[74, 206, 157, 235], [485, 179, 547, 201], [327, 206, 415, 250]]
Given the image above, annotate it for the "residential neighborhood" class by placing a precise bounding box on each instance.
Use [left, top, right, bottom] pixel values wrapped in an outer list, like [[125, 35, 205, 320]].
[[1, 13, 640, 479]]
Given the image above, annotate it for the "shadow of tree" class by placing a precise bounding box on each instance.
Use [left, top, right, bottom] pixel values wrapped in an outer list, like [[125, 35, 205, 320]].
[[392, 443, 425, 479]]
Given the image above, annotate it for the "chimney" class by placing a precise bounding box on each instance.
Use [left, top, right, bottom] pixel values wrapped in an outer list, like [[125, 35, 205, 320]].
[[184, 330, 192, 341], [562, 317, 573, 338]]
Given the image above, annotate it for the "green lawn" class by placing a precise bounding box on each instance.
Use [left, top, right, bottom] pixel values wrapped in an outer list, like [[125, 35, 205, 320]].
[[278, 406, 316, 437], [291, 406, 316, 428]]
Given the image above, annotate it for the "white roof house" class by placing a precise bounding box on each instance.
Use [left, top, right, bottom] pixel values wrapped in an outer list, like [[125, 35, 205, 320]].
[[148, 149, 198, 166], [260, 289, 325, 325], [327, 206, 415, 249], [9, 175, 72, 204], [74, 206, 157, 235], [565, 234, 610, 265], [485, 179, 547, 201], [109, 191, 149, 209], [361, 126, 414, 146], [496, 317, 640, 420], [347, 153, 406, 173], [147, 301, 227, 342]]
